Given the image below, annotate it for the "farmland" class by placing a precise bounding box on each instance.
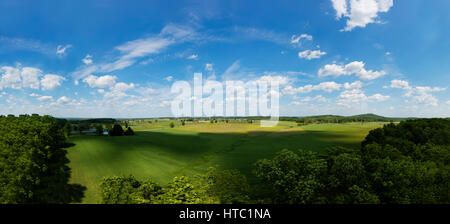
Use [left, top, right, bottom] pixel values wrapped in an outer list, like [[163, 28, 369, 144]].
[[67, 121, 386, 203]]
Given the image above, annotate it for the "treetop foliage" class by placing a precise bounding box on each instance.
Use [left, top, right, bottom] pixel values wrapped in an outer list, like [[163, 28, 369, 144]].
[[0, 115, 85, 203]]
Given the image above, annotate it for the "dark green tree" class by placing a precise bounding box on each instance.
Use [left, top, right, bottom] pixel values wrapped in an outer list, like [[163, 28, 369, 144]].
[[0, 115, 85, 203], [95, 125, 104, 136], [202, 167, 250, 204], [124, 127, 135, 136], [255, 149, 326, 204], [109, 124, 124, 136]]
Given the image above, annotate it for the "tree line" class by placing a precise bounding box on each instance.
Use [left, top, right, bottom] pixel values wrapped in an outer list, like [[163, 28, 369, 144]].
[[280, 113, 408, 124]]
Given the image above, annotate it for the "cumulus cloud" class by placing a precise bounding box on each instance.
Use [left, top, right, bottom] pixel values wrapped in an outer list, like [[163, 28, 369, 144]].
[[337, 89, 389, 106], [344, 80, 363, 89], [111, 82, 135, 92], [0, 65, 64, 90], [368, 93, 390, 102], [389, 79, 446, 106], [83, 75, 117, 88], [37, 96, 53, 101], [21, 67, 42, 89], [298, 50, 327, 60], [57, 96, 70, 104], [41, 74, 66, 90], [331, 0, 394, 31], [390, 79, 409, 89], [0, 66, 22, 89], [82, 54, 93, 65], [318, 61, 386, 80]]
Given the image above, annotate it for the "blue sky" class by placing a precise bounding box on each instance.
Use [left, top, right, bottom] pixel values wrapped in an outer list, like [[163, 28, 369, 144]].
[[0, 0, 449, 118]]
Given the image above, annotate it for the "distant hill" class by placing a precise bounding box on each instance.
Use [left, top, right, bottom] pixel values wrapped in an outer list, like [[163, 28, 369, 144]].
[[66, 118, 116, 125], [280, 113, 410, 124]]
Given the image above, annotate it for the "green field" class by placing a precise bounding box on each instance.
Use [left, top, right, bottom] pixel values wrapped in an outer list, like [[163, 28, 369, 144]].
[[67, 121, 386, 203]]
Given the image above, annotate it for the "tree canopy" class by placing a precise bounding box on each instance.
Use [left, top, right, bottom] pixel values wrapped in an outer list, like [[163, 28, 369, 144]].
[[0, 115, 85, 203]]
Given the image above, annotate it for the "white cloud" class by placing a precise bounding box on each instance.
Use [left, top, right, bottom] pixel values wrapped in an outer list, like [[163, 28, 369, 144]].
[[255, 75, 291, 86], [1, 65, 63, 91], [290, 34, 313, 45], [165, 76, 173, 82], [298, 50, 327, 60], [21, 67, 42, 89], [389, 79, 446, 106], [137, 87, 157, 95], [71, 65, 99, 81], [82, 54, 93, 65], [37, 96, 53, 101], [41, 74, 66, 90], [72, 24, 198, 80], [337, 89, 389, 106], [110, 82, 135, 92], [368, 93, 390, 102], [331, 0, 348, 19], [337, 89, 367, 106], [102, 82, 135, 100], [83, 75, 117, 88], [390, 79, 409, 89], [100, 38, 166, 72], [187, 54, 198, 60], [205, 63, 213, 71], [56, 44, 72, 56], [57, 96, 70, 104], [0, 66, 22, 89], [318, 61, 386, 80], [344, 80, 363, 89], [233, 26, 287, 45], [331, 0, 394, 31], [301, 95, 327, 103], [283, 81, 342, 95]]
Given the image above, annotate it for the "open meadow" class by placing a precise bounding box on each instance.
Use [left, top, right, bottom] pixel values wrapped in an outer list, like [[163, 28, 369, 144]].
[[67, 121, 387, 203]]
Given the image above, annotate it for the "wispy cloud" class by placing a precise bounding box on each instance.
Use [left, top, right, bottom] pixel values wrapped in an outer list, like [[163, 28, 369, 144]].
[[71, 23, 200, 80], [0, 36, 54, 55], [56, 44, 72, 56]]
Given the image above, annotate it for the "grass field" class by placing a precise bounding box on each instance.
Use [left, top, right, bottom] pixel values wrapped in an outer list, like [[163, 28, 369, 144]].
[[67, 121, 387, 203]]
